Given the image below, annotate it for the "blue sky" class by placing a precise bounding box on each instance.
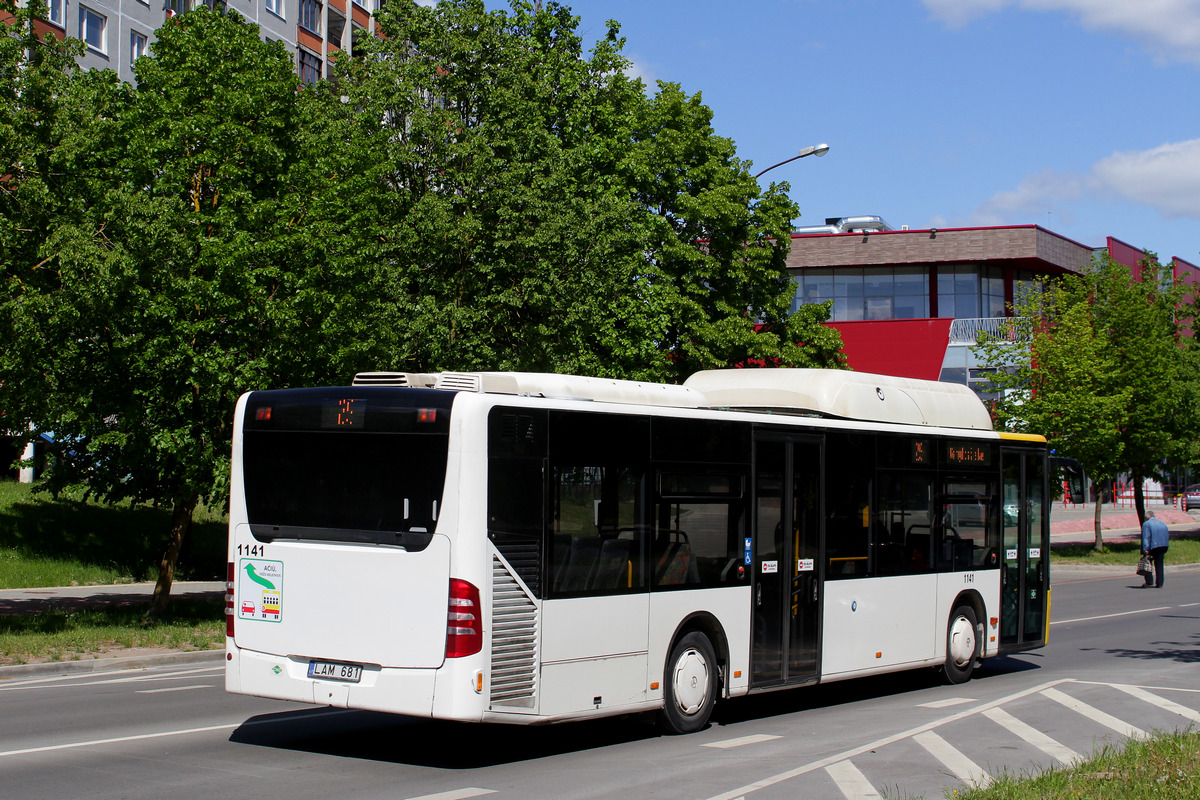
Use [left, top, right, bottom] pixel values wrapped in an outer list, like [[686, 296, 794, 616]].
[[474, 0, 1200, 266]]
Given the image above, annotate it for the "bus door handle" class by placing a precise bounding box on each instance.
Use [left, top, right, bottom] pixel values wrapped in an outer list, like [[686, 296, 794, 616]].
[[756, 582, 762, 607], [812, 580, 818, 603]]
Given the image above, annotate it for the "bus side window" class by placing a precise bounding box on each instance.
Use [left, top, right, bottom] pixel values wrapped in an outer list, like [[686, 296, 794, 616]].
[[651, 473, 745, 589], [825, 432, 873, 579], [875, 471, 934, 577]]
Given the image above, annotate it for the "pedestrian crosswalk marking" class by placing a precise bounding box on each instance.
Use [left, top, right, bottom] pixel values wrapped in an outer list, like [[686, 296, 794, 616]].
[[914, 730, 991, 789], [1041, 687, 1147, 740], [702, 734, 781, 749], [826, 760, 882, 799], [1111, 684, 1200, 724], [917, 697, 975, 709], [982, 707, 1082, 766]]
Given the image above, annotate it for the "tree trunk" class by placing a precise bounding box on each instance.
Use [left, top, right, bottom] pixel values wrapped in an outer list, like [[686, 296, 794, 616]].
[[1093, 482, 1104, 553], [146, 493, 199, 621], [1132, 469, 1146, 525]]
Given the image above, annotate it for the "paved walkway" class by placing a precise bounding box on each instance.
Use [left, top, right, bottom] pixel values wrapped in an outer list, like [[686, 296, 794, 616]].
[[0, 581, 224, 615]]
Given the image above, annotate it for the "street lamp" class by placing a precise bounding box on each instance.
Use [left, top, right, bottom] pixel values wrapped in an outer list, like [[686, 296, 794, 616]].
[[753, 143, 830, 179]]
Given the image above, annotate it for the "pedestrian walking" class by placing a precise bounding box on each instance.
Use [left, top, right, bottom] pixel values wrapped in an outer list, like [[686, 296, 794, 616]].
[[1140, 510, 1170, 588]]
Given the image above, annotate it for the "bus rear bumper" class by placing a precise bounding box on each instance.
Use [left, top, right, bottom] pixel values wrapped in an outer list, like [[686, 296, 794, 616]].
[[226, 641, 438, 718]]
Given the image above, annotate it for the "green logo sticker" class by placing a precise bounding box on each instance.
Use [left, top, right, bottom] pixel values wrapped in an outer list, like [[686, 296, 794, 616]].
[[237, 558, 284, 623]]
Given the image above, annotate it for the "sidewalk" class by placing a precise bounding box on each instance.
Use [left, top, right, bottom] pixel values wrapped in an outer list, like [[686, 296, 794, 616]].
[[0, 580, 225, 615], [1048, 501, 1199, 548]]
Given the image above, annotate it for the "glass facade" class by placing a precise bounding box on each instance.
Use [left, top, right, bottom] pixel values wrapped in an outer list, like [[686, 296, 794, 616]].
[[791, 263, 1029, 322], [937, 265, 1005, 319], [792, 266, 928, 320]]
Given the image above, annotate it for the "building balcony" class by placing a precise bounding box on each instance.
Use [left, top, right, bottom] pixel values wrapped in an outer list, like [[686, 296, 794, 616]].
[[948, 317, 1018, 345]]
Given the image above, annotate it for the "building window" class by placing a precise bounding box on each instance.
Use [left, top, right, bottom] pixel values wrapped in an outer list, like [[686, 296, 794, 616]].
[[792, 266, 929, 322], [298, 49, 321, 85], [46, 0, 63, 25], [937, 264, 1006, 320], [265, 0, 283, 18], [1013, 269, 1042, 313], [165, 0, 188, 16], [130, 30, 147, 69], [937, 265, 979, 319], [299, 0, 321, 33], [79, 6, 106, 52]]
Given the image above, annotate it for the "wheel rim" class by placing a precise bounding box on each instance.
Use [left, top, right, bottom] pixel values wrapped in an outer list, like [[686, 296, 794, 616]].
[[671, 647, 710, 716], [948, 615, 976, 668]]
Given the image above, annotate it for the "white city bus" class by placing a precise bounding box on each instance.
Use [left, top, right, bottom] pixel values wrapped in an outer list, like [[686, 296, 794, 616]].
[[225, 369, 1049, 734]]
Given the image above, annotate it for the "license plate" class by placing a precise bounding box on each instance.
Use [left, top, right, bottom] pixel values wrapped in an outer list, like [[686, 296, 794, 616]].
[[307, 660, 362, 683]]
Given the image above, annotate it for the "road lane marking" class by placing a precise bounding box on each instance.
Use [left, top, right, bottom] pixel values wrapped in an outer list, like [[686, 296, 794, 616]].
[[0, 707, 357, 759], [0, 723, 239, 758], [913, 731, 991, 789], [917, 697, 975, 709], [134, 684, 214, 694], [404, 790, 495, 800], [0, 666, 224, 692], [702, 734, 781, 749], [982, 707, 1082, 766], [825, 760, 882, 799], [1110, 684, 1200, 724], [1041, 687, 1146, 740], [702, 678, 1070, 800], [1050, 607, 1170, 625]]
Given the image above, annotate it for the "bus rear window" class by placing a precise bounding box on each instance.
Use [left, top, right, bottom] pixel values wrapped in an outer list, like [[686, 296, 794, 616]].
[[241, 388, 453, 546]]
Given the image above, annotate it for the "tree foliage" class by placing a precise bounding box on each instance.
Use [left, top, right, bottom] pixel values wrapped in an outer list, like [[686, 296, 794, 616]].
[[976, 253, 1200, 549], [1, 0, 843, 609], [295, 0, 844, 381], [1, 8, 332, 614]]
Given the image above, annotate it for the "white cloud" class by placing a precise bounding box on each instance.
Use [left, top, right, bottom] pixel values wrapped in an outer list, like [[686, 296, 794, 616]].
[[622, 55, 657, 88], [924, 0, 1200, 64], [923, 0, 1008, 27], [967, 138, 1200, 226], [1092, 138, 1200, 218], [971, 169, 1085, 225]]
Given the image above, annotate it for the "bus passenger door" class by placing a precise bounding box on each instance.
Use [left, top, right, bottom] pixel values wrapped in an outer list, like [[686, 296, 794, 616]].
[[1000, 448, 1048, 651], [752, 435, 822, 688]]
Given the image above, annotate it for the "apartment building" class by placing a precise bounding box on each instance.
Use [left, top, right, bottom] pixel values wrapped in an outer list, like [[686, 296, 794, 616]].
[[9, 0, 380, 84]]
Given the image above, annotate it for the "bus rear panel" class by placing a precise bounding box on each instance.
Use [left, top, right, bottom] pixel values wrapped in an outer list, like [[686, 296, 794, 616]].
[[225, 387, 481, 718]]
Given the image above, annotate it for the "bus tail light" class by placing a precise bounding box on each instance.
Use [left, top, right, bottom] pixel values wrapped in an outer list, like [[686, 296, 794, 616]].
[[445, 578, 482, 658], [225, 562, 236, 638]]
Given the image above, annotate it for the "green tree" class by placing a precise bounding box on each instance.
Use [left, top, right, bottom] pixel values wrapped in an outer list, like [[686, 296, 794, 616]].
[[0, 9, 322, 616], [977, 253, 1200, 550], [294, 0, 843, 381]]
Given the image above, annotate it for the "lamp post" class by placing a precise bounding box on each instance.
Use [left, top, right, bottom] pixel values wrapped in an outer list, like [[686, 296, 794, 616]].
[[753, 143, 830, 179]]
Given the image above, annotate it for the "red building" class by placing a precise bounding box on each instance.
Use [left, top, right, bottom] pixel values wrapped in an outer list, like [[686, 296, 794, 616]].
[[786, 217, 1199, 392]]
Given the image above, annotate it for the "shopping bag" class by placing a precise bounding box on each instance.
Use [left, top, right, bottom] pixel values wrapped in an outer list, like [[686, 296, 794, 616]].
[[1136, 555, 1153, 578]]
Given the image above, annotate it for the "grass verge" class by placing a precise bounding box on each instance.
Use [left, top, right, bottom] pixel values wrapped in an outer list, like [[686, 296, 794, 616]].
[[958, 729, 1200, 800], [0, 480, 226, 589], [0, 598, 224, 665], [1051, 533, 1200, 567]]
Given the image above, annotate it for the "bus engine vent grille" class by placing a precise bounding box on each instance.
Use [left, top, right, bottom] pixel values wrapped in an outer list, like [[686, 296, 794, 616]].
[[490, 556, 538, 709]]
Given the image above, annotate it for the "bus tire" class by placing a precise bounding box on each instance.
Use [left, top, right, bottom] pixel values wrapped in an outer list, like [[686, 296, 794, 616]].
[[942, 604, 980, 684], [658, 631, 718, 734]]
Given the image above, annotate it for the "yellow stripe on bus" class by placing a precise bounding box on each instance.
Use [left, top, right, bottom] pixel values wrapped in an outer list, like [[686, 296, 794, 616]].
[[998, 432, 1047, 443]]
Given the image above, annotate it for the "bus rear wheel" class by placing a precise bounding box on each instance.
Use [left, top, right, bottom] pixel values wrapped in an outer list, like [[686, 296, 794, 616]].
[[659, 631, 718, 734], [942, 604, 980, 684]]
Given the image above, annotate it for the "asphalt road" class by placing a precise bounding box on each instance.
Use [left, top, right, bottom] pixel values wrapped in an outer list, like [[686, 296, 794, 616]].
[[2, 567, 1198, 800]]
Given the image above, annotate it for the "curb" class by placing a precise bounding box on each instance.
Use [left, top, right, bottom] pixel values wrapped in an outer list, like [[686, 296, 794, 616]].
[[0, 648, 224, 680]]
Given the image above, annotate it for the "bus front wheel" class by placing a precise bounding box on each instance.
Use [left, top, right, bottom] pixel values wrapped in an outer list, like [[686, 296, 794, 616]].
[[942, 605, 980, 684], [659, 631, 718, 734]]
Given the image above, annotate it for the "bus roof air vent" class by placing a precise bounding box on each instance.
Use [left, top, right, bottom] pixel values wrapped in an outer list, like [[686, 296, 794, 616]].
[[352, 372, 437, 387], [684, 369, 993, 431], [436, 372, 705, 407]]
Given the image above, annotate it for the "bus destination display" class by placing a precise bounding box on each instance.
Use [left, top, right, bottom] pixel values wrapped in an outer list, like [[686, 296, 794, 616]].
[[321, 398, 365, 428]]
